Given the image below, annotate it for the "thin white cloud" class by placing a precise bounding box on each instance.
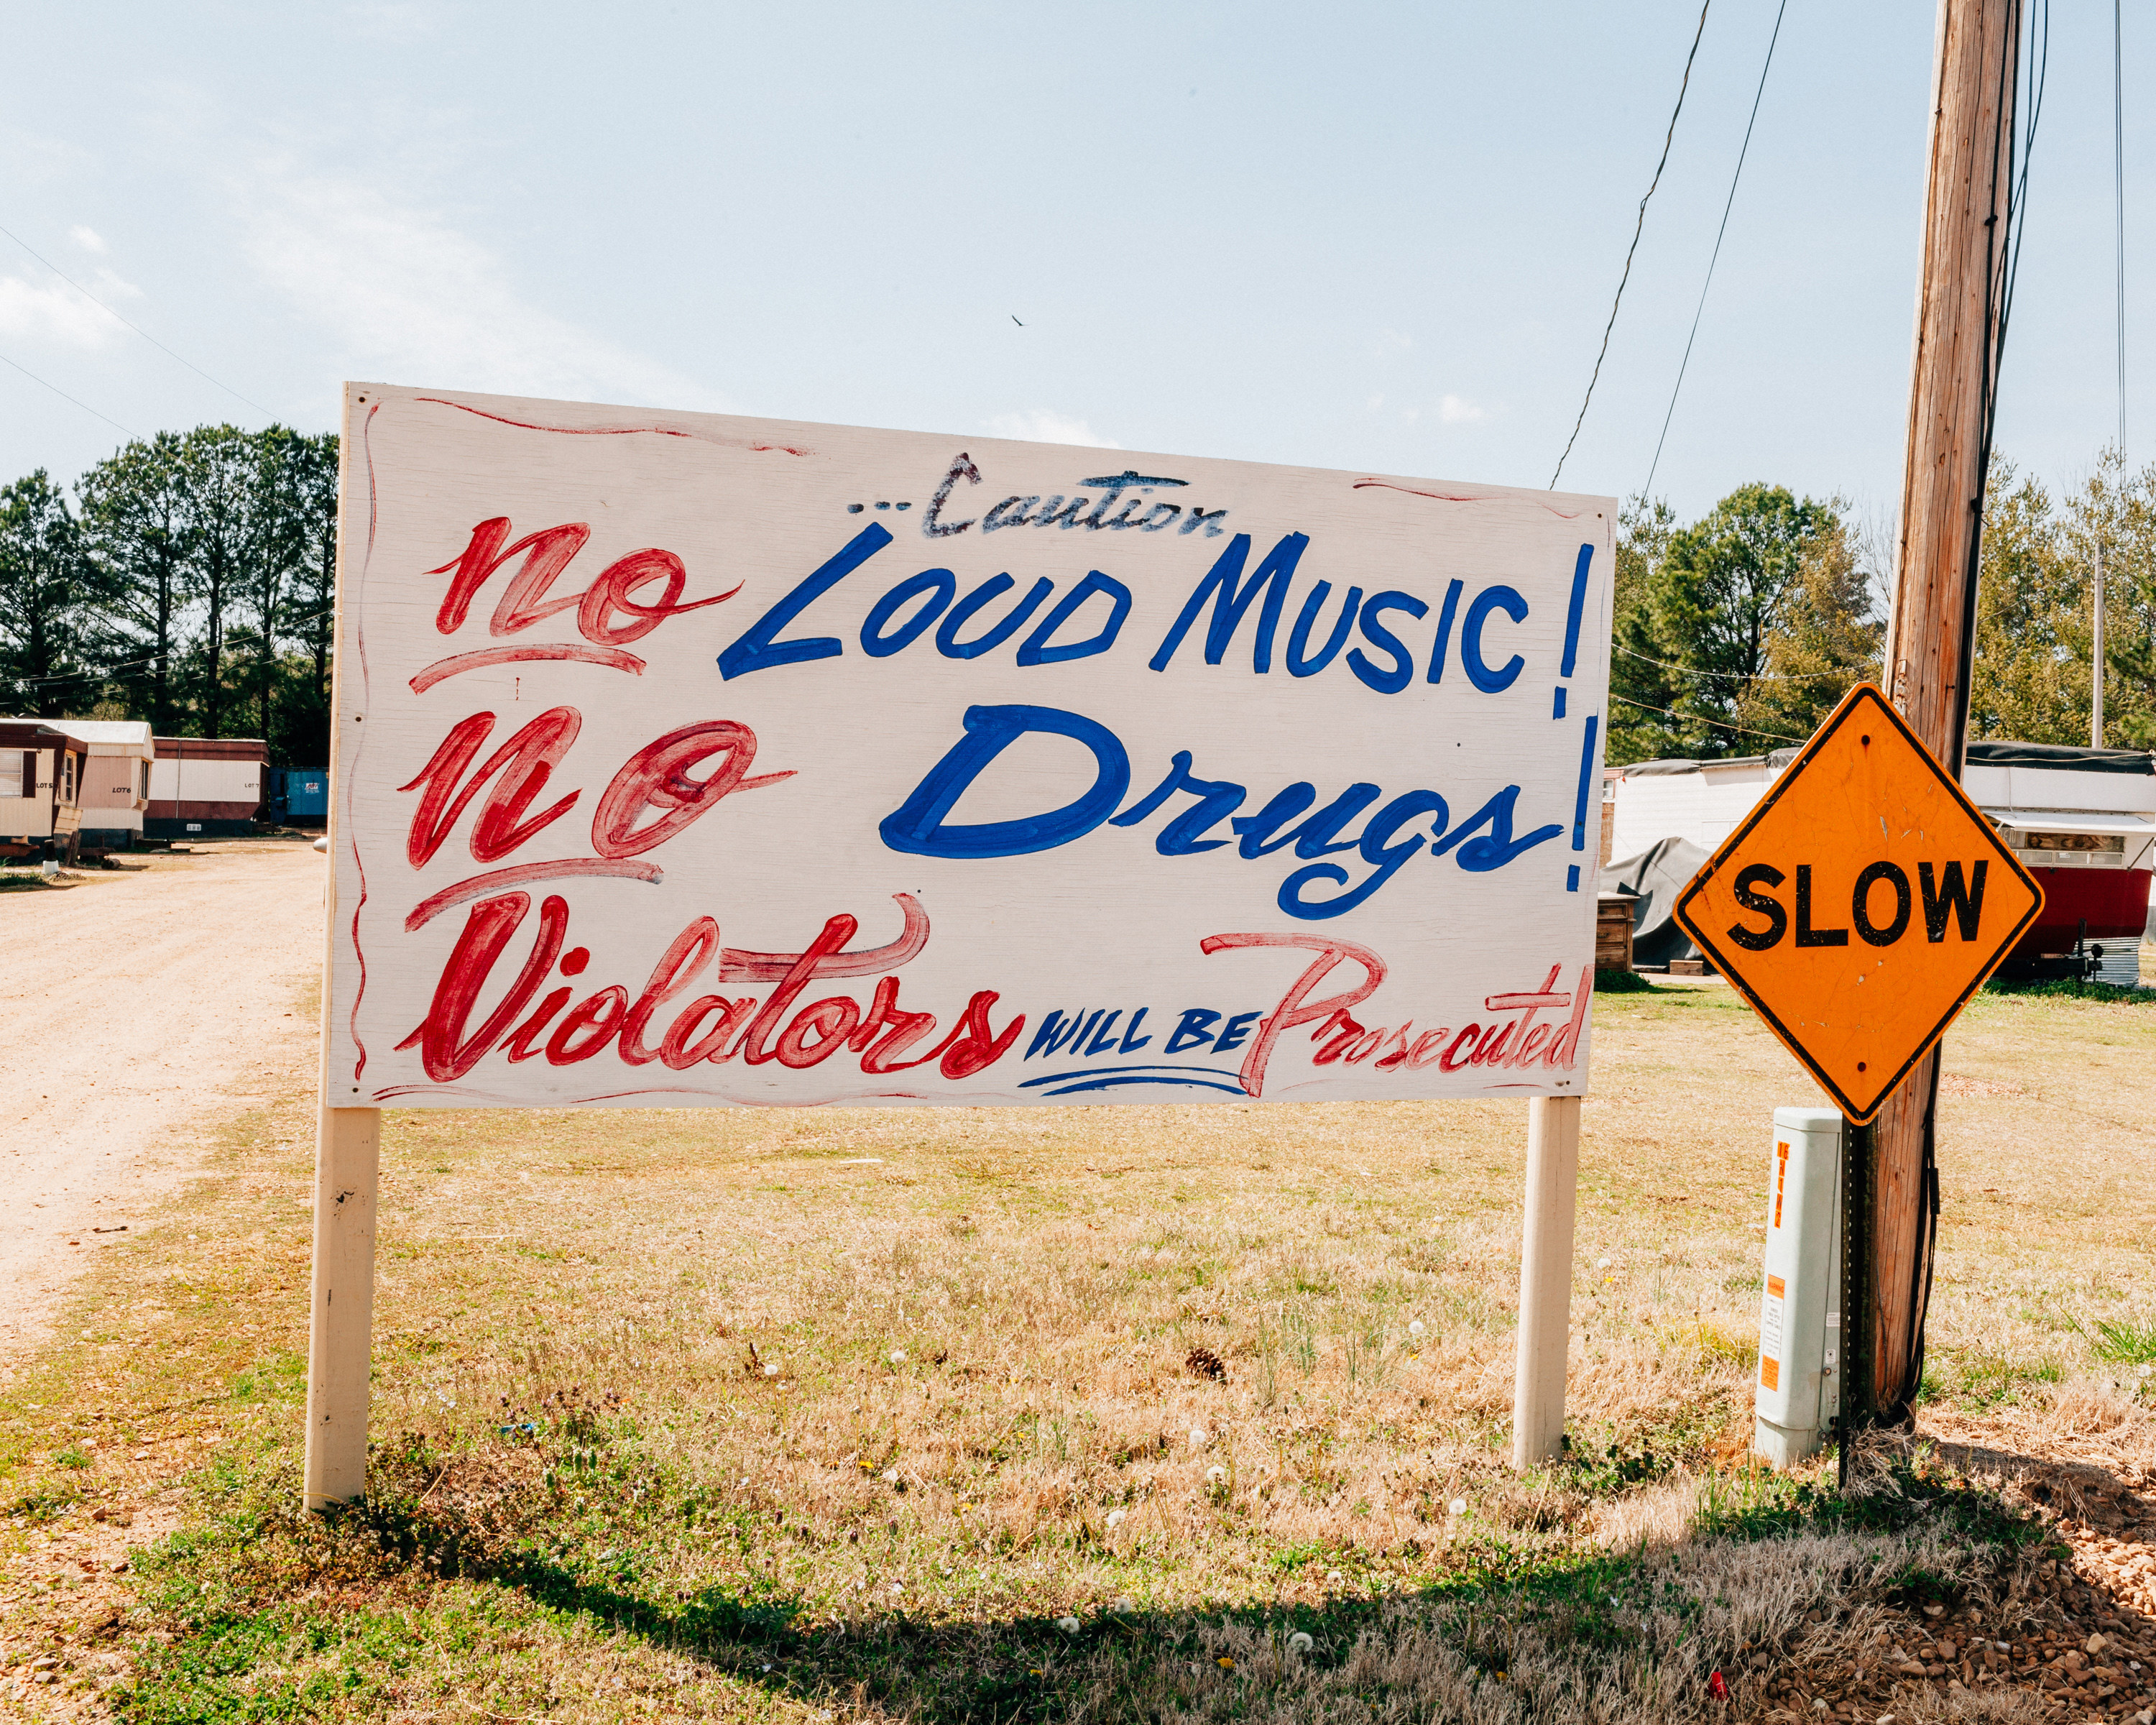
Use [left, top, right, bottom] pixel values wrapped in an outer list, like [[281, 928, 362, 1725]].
[[0, 272, 118, 349], [68, 225, 108, 255], [1439, 393, 1485, 425], [985, 409, 1120, 448], [234, 158, 720, 408]]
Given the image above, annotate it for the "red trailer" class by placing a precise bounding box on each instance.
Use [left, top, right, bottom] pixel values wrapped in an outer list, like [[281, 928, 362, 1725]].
[[1962, 740, 2155, 982]]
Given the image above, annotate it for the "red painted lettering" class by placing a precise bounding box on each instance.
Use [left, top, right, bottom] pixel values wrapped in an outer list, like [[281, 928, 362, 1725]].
[[547, 985, 630, 1064], [396, 891, 567, 1081], [736, 916, 860, 1065], [619, 916, 720, 1064], [1199, 934, 1386, 1099], [400, 708, 581, 867], [775, 997, 862, 1067], [576, 548, 738, 646], [591, 721, 792, 860], [661, 995, 758, 1067], [428, 519, 740, 648], [503, 985, 572, 1062], [937, 990, 1024, 1080], [431, 518, 591, 636], [1438, 1025, 1482, 1071]]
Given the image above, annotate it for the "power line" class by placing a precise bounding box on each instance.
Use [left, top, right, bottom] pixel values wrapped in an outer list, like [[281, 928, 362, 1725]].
[[1608, 689, 1811, 745], [1642, 0, 1788, 498], [0, 348, 137, 438], [0, 221, 275, 419], [1550, 0, 1713, 489], [5, 610, 332, 686], [1619, 644, 1868, 684]]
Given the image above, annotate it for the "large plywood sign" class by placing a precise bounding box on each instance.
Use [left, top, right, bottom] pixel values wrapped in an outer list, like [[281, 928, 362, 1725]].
[[327, 385, 1615, 1108]]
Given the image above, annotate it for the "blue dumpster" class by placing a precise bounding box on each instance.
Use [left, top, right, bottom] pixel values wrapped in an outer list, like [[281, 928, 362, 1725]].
[[285, 768, 328, 823]]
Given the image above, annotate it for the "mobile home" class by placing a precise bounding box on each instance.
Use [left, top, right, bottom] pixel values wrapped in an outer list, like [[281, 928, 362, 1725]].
[[1608, 740, 2155, 985], [55, 719, 155, 848], [147, 736, 267, 839], [0, 720, 88, 859]]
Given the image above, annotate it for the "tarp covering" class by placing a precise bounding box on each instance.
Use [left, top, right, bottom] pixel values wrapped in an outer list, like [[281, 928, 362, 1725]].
[[1618, 748, 1800, 776], [1965, 739, 2155, 775], [1600, 837, 1713, 967]]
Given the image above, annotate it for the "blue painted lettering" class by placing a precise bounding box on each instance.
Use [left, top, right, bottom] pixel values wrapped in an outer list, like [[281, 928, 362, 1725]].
[[879, 704, 1131, 860], [1462, 585, 1529, 693], [1348, 590, 1430, 695], [716, 523, 892, 680]]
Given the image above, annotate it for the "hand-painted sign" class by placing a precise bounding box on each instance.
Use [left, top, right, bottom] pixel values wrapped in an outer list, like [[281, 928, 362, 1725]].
[[1672, 684, 2042, 1123], [326, 385, 1614, 1108]]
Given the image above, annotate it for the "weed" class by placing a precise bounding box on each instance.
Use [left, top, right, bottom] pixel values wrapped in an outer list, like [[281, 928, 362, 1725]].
[[2065, 1310, 2156, 1364]]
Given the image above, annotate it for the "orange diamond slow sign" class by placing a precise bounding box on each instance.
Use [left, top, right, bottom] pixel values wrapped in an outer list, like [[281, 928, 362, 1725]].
[[1673, 684, 2042, 1123]]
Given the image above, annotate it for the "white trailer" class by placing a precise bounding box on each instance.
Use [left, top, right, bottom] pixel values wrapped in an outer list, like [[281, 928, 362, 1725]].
[[57, 719, 155, 847]]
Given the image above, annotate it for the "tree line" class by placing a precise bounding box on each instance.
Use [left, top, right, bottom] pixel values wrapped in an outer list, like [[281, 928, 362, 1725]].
[[0, 426, 337, 764], [1608, 450, 2156, 764], [4, 421, 2148, 770]]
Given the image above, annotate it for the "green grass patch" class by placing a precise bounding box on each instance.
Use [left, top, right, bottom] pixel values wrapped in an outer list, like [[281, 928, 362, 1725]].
[[1982, 976, 2156, 1004], [2065, 1310, 2156, 1365], [1920, 1348, 2063, 1411]]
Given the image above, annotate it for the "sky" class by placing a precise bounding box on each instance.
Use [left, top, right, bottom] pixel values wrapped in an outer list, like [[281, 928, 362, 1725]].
[[0, 1, 2146, 530]]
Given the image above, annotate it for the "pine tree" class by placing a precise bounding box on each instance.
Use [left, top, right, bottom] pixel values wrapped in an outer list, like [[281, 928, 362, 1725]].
[[0, 471, 89, 718]]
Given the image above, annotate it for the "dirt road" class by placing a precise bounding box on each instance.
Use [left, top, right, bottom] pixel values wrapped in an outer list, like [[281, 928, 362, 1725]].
[[0, 842, 323, 1365]]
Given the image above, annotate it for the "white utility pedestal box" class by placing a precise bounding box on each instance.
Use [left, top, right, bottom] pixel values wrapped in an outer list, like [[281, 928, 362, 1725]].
[[1754, 1107, 1844, 1466]]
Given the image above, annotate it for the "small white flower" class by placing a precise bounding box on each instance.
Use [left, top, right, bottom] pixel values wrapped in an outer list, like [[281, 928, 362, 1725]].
[[1189, 1426, 1208, 1447], [1057, 1615, 1081, 1634], [1407, 1320, 1426, 1339], [763, 1363, 779, 1377], [1206, 1465, 1227, 1484], [889, 1349, 907, 1364], [1105, 1509, 1125, 1529], [882, 1468, 900, 1484], [1288, 1631, 1314, 1655], [1326, 1569, 1342, 1584], [888, 1581, 903, 1593], [1112, 1596, 1136, 1614], [1597, 1257, 1612, 1269], [1450, 1496, 1468, 1517]]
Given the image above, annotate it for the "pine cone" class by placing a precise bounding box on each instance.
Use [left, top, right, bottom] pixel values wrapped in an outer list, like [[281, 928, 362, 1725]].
[[1186, 1346, 1226, 1382]]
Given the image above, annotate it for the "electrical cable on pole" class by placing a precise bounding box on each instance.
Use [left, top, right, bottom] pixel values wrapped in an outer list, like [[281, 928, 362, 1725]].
[[2116, 0, 2127, 460], [1549, 1, 1713, 489], [1643, 0, 1789, 499], [0, 221, 274, 419], [1861, 0, 2043, 1481], [2096, 0, 2123, 747], [0, 349, 137, 438]]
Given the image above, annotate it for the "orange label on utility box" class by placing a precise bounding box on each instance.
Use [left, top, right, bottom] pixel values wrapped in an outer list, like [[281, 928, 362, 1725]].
[[1759, 1356, 1780, 1391], [1674, 685, 2041, 1123]]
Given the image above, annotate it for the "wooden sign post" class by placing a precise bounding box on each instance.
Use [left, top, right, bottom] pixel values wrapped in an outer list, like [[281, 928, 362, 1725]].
[[300, 385, 1617, 1505]]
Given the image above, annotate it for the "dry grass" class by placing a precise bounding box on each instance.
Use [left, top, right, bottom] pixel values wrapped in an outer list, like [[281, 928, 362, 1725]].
[[3, 972, 2153, 1719]]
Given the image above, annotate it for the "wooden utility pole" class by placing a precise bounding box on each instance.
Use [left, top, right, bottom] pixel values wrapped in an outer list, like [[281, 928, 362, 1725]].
[[1871, 0, 2022, 1428]]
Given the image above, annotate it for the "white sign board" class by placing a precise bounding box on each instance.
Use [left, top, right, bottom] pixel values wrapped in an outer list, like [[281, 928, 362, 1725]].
[[326, 385, 1614, 1109]]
